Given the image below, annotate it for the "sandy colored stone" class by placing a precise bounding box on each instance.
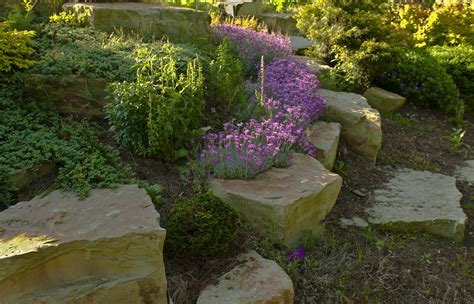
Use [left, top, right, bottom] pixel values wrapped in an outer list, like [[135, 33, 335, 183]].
[[0, 185, 167, 303], [455, 160, 474, 184], [210, 154, 342, 247], [236, 2, 263, 17], [289, 36, 313, 51], [64, 2, 211, 42], [261, 12, 300, 35], [197, 250, 294, 304], [363, 87, 406, 114], [291, 55, 331, 74], [27, 76, 108, 117], [306, 121, 341, 170], [317, 89, 382, 162], [9, 162, 56, 191], [367, 169, 467, 242]]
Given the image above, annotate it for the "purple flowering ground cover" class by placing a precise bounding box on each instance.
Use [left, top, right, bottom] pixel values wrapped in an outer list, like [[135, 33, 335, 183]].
[[213, 24, 292, 76], [202, 25, 326, 179]]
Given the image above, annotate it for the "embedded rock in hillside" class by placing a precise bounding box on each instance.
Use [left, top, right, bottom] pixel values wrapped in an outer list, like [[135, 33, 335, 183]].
[[9, 162, 56, 192], [64, 2, 211, 42], [28, 76, 108, 117], [367, 169, 467, 242], [306, 121, 341, 170], [291, 55, 331, 74], [317, 89, 382, 162], [455, 160, 474, 184], [210, 154, 342, 247], [261, 12, 300, 35], [289, 36, 313, 51], [363, 87, 406, 114], [0, 185, 167, 303], [197, 250, 294, 304], [236, 2, 263, 16]]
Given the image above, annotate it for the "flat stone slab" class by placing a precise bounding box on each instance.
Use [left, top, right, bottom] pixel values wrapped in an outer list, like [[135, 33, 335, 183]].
[[290, 36, 313, 51], [197, 250, 294, 304], [291, 55, 331, 74], [210, 153, 342, 246], [306, 121, 341, 170], [455, 160, 474, 184], [317, 89, 382, 162], [64, 2, 211, 42], [261, 12, 300, 35], [0, 185, 167, 303], [339, 216, 369, 228], [363, 87, 406, 114], [367, 169, 467, 242]]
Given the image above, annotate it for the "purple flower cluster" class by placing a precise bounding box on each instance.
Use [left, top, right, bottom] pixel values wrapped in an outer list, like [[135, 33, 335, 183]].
[[200, 119, 298, 180], [287, 247, 308, 262], [201, 26, 326, 179], [213, 24, 291, 74], [261, 58, 326, 125]]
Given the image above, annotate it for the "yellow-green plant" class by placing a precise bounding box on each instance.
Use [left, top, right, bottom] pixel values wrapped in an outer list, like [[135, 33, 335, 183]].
[[0, 23, 36, 78]]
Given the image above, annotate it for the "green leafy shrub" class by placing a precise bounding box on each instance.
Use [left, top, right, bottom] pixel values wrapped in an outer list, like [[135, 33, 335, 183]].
[[206, 38, 245, 114], [295, 0, 392, 62], [106, 45, 205, 160], [429, 44, 474, 113], [377, 48, 459, 111], [415, 5, 474, 46], [391, 4, 431, 46], [165, 192, 239, 256], [0, 23, 36, 80], [334, 40, 403, 91], [49, 11, 88, 27]]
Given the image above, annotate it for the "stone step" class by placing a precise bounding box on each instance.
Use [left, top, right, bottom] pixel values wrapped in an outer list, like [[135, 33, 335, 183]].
[[197, 251, 294, 304], [0, 185, 168, 303], [210, 153, 342, 247], [289, 36, 313, 52], [317, 88, 382, 162], [367, 169, 467, 242], [306, 121, 341, 170], [260, 12, 300, 35], [63, 2, 211, 42], [291, 55, 331, 74], [455, 160, 474, 184], [363, 87, 406, 114]]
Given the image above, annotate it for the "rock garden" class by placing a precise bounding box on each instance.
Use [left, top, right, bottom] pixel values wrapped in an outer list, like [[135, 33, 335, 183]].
[[0, 0, 473, 303]]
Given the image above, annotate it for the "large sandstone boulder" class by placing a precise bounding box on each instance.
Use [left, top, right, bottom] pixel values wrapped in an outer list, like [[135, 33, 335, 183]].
[[64, 2, 211, 42], [197, 250, 294, 304], [367, 169, 467, 242], [261, 12, 300, 35], [306, 121, 341, 170], [27, 76, 108, 117], [363, 87, 406, 114], [0, 185, 167, 303], [210, 154, 342, 247], [317, 89, 382, 162], [9, 162, 56, 191]]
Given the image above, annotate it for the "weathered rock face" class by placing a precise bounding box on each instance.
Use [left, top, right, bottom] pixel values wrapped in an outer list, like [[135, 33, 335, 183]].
[[291, 55, 331, 74], [317, 89, 382, 162], [28, 76, 108, 117], [455, 160, 474, 184], [197, 250, 294, 304], [367, 169, 467, 242], [64, 2, 211, 42], [261, 12, 300, 35], [9, 162, 56, 192], [236, 2, 263, 17], [0, 185, 167, 303], [363, 87, 406, 114], [306, 121, 341, 170], [210, 154, 342, 247], [289, 36, 313, 52]]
